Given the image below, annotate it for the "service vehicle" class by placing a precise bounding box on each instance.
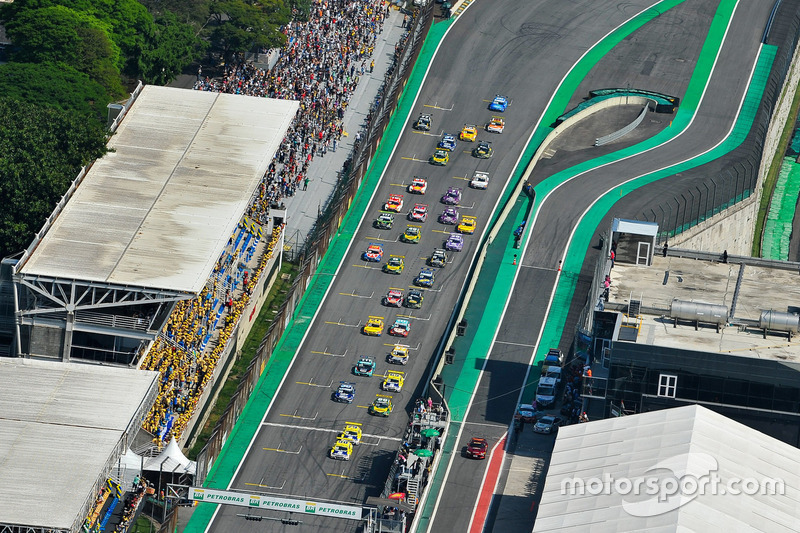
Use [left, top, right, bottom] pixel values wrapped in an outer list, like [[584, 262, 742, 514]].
[[408, 176, 428, 194], [383, 289, 404, 307], [415, 268, 435, 287], [329, 439, 353, 460], [535, 375, 558, 408], [408, 203, 428, 222], [381, 371, 405, 392], [369, 395, 394, 417], [544, 348, 565, 367], [333, 381, 356, 403], [542, 365, 563, 384], [383, 256, 405, 274], [489, 94, 509, 112], [374, 212, 395, 230], [338, 423, 362, 445], [428, 249, 447, 268], [473, 141, 493, 159], [414, 113, 432, 131], [362, 243, 384, 262], [388, 344, 410, 365], [515, 403, 542, 424], [405, 289, 424, 309], [445, 233, 464, 251], [362, 316, 384, 336], [460, 124, 478, 142], [389, 318, 411, 337], [487, 116, 505, 133], [353, 356, 376, 377], [438, 206, 459, 225], [533, 415, 562, 435], [441, 186, 462, 205], [438, 133, 457, 151], [466, 437, 488, 459], [385, 194, 404, 212], [401, 225, 422, 244], [431, 149, 449, 166], [470, 171, 489, 190], [458, 216, 477, 235]]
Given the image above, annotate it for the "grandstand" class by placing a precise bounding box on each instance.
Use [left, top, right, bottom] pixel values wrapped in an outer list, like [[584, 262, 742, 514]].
[[8, 85, 298, 365], [0, 358, 158, 533]]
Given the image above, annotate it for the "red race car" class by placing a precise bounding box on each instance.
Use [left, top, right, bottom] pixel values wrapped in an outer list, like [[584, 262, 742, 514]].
[[384, 289, 404, 307], [466, 437, 488, 459]]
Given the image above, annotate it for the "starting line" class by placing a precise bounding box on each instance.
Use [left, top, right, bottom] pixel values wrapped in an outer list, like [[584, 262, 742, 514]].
[[259, 421, 402, 442]]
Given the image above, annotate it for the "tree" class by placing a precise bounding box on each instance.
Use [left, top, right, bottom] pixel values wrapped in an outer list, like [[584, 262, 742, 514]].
[[0, 62, 110, 125], [208, 0, 289, 60], [0, 97, 108, 258], [138, 11, 206, 84]]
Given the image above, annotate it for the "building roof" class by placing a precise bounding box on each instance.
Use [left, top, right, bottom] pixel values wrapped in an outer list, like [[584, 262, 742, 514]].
[[534, 405, 800, 532], [611, 217, 658, 237], [17, 85, 298, 294], [0, 358, 159, 531]]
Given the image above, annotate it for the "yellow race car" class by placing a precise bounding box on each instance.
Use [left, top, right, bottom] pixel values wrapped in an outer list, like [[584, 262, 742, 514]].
[[431, 149, 449, 166], [460, 124, 478, 142], [383, 256, 405, 274], [329, 439, 353, 460], [388, 344, 410, 365], [369, 395, 394, 417], [363, 316, 384, 336], [401, 226, 422, 244], [338, 423, 362, 445], [458, 216, 477, 235], [382, 371, 405, 392]]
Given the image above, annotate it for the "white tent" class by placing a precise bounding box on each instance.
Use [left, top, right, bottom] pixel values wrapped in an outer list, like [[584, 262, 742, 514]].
[[143, 438, 196, 475]]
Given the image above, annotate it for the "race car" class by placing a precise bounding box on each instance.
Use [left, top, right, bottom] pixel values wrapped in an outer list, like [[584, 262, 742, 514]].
[[458, 216, 477, 235], [405, 289, 424, 309], [383, 289, 404, 307], [473, 141, 493, 159], [388, 344, 410, 365], [362, 242, 384, 262], [445, 233, 464, 251], [460, 124, 478, 142], [487, 116, 505, 133], [374, 212, 395, 229], [431, 149, 449, 166], [363, 316, 384, 336], [401, 226, 422, 244], [382, 371, 405, 393], [415, 268, 435, 288], [408, 176, 428, 194], [466, 437, 488, 459], [333, 381, 356, 403], [369, 395, 394, 417], [414, 113, 432, 131], [389, 318, 411, 337], [428, 249, 448, 268], [408, 203, 428, 222], [353, 356, 376, 377], [385, 194, 404, 212], [438, 206, 459, 225], [383, 256, 404, 274], [438, 133, 457, 151], [330, 439, 353, 460], [441, 186, 462, 205], [338, 423, 362, 445], [489, 94, 509, 112], [470, 171, 489, 190]]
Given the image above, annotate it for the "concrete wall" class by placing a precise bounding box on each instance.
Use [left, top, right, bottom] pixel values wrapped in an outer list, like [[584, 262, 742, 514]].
[[674, 39, 800, 255]]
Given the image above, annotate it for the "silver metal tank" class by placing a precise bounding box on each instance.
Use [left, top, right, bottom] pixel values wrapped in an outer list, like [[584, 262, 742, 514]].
[[670, 299, 728, 331], [759, 310, 800, 339]]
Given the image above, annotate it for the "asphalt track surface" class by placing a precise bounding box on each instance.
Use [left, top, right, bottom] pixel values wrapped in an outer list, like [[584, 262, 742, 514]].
[[204, 0, 773, 531], [428, 1, 777, 532]]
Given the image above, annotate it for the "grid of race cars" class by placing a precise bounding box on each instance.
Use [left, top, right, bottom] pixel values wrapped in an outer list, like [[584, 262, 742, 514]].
[[327, 95, 510, 462]]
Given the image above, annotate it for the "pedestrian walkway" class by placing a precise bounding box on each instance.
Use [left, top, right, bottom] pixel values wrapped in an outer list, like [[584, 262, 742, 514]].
[[280, 9, 407, 253]]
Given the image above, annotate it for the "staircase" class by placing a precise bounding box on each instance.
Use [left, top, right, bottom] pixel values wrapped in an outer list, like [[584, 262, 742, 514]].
[[406, 478, 420, 509]]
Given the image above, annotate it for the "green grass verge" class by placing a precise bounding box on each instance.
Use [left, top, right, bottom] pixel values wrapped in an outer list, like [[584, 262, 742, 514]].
[[753, 76, 800, 257], [187, 261, 300, 460]]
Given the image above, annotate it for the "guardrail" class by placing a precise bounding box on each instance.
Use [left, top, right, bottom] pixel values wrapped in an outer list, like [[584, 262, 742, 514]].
[[595, 100, 653, 146], [666, 246, 800, 271]]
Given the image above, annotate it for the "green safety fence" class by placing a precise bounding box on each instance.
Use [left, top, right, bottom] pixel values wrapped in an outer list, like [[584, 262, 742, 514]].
[[763, 156, 800, 260]]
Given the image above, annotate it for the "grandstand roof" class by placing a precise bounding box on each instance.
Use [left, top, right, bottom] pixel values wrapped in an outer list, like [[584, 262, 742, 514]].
[[17, 85, 298, 294], [0, 358, 159, 531], [534, 405, 800, 532]]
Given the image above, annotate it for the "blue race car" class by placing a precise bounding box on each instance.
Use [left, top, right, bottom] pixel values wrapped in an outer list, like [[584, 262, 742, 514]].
[[333, 381, 356, 403], [489, 94, 509, 112], [438, 133, 458, 151], [415, 268, 436, 288]]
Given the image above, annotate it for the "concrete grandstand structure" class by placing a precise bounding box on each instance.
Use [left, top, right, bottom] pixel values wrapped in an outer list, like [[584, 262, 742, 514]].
[[7, 85, 297, 365], [0, 358, 158, 533]]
